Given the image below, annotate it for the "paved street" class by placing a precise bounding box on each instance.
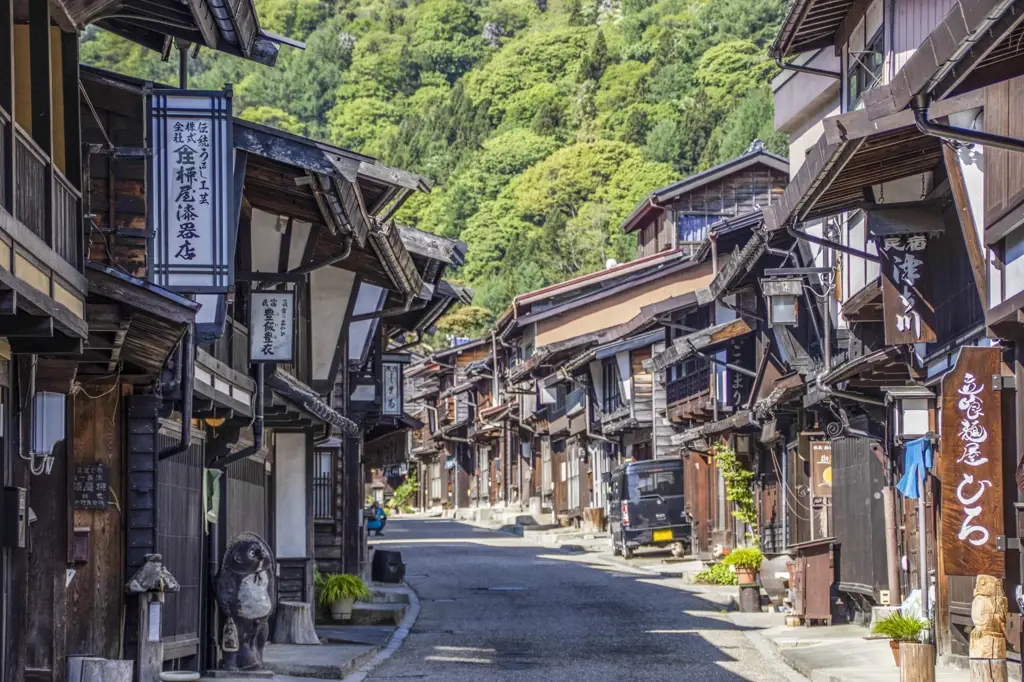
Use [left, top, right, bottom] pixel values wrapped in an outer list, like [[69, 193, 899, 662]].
[[365, 518, 798, 682]]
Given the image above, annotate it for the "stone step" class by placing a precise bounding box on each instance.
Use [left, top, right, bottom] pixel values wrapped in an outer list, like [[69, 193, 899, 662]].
[[350, 601, 407, 626], [368, 585, 410, 604]]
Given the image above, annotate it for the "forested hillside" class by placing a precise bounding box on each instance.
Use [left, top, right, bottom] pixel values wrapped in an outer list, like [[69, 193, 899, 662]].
[[82, 0, 788, 335]]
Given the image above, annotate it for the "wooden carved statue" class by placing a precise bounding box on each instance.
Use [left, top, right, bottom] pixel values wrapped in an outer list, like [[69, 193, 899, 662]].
[[216, 533, 276, 671], [970, 574, 1007, 660]]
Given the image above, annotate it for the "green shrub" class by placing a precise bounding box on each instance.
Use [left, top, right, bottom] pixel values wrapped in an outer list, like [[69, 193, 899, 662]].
[[722, 547, 763, 570], [316, 573, 372, 605], [695, 563, 738, 586], [871, 612, 928, 642]]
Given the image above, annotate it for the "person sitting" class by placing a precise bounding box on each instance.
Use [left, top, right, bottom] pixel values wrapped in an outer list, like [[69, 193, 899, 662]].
[[368, 501, 388, 536]]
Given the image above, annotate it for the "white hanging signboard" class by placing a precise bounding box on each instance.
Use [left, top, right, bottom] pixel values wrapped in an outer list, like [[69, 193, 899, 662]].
[[250, 291, 296, 363], [382, 363, 402, 416], [147, 87, 234, 293]]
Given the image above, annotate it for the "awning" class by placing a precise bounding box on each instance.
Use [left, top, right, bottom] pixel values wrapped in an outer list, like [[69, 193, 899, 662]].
[[707, 231, 768, 299], [865, 0, 1024, 120], [671, 410, 758, 447], [841, 278, 883, 323], [85, 263, 199, 377], [266, 368, 359, 435], [821, 346, 921, 388], [648, 317, 755, 373], [764, 88, 985, 232]]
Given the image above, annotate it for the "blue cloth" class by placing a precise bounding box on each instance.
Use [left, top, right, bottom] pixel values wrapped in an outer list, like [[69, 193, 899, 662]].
[[896, 437, 934, 499]]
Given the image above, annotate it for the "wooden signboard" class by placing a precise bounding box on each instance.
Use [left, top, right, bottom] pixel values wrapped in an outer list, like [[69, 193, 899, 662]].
[[940, 346, 1004, 578], [877, 234, 937, 345], [810, 440, 833, 499], [73, 463, 110, 510]]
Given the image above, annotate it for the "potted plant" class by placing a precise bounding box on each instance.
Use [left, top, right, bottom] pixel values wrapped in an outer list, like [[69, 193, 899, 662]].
[[316, 573, 372, 622], [871, 611, 929, 666], [722, 547, 763, 585]]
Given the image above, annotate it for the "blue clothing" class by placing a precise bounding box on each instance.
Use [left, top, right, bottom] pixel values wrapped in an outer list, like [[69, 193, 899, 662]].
[[896, 437, 933, 499]]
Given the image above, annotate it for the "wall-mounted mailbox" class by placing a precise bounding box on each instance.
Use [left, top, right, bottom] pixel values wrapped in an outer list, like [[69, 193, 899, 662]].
[[72, 527, 91, 564], [2, 486, 27, 548]]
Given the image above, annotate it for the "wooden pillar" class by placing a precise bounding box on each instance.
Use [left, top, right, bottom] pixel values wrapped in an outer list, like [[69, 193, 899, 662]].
[[341, 434, 361, 575]]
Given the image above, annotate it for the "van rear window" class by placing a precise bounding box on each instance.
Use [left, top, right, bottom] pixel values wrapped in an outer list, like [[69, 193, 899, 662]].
[[628, 468, 682, 498]]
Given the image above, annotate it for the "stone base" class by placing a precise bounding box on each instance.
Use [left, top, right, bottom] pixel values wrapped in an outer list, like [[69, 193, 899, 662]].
[[68, 657, 133, 682], [203, 670, 274, 679]]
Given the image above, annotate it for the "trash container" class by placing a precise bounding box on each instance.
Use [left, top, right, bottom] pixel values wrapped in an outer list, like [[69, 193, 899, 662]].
[[372, 549, 405, 584]]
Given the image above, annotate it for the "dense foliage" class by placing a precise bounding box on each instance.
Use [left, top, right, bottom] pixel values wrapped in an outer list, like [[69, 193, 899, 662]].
[[695, 563, 738, 586], [83, 0, 788, 335]]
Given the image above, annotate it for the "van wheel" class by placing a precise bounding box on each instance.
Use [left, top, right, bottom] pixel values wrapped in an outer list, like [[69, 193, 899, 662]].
[[621, 534, 633, 560], [671, 542, 685, 559], [611, 536, 622, 557]]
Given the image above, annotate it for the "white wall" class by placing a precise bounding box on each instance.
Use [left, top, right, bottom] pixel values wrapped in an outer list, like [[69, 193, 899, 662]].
[[275, 432, 308, 558], [348, 283, 387, 362], [311, 267, 357, 383]]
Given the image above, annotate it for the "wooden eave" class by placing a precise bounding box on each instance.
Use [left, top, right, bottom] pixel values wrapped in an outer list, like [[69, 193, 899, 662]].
[[82, 264, 198, 378], [92, 0, 277, 66], [266, 368, 359, 435], [708, 231, 769, 299], [770, 0, 858, 59], [764, 88, 985, 232], [648, 317, 755, 372], [841, 278, 883, 322], [822, 346, 921, 387], [672, 409, 756, 447], [865, 0, 1024, 120]]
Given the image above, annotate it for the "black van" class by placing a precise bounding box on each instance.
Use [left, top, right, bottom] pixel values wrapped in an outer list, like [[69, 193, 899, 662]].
[[607, 459, 689, 559]]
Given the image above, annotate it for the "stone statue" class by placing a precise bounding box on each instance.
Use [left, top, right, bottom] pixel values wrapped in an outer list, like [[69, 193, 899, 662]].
[[970, 574, 1008, 660], [216, 533, 276, 671]]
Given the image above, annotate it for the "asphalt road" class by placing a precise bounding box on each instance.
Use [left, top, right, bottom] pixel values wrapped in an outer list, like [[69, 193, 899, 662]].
[[365, 518, 795, 682]]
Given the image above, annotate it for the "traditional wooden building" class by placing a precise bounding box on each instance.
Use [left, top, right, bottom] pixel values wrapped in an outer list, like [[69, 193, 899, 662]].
[[765, 0, 1024, 654]]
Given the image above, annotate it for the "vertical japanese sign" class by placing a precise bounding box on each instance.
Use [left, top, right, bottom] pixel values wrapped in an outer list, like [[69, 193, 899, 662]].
[[940, 346, 1004, 578], [382, 363, 402, 416], [250, 291, 295, 362], [147, 87, 233, 292], [877, 234, 936, 345], [810, 440, 833, 499]]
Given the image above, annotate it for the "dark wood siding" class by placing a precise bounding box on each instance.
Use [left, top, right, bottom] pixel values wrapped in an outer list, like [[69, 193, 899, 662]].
[[226, 457, 269, 544], [929, 206, 984, 346], [984, 75, 1024, 228], [156, 428, 205, 660], [666, 167, 788, 217], [831, 435, 888, 603]]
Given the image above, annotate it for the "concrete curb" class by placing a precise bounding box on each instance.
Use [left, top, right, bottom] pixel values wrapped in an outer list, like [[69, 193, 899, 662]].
[[738, 627, 812, 682], [341, 583, 422, 682]]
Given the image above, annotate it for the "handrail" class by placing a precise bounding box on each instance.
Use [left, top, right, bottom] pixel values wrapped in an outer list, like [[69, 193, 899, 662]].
[[14, 124, 48, 166], [53, 166, 82, 201]]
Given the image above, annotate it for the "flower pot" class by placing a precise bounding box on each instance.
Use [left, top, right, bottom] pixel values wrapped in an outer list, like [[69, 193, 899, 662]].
[[889, 639, 901, 667], [330, 597, 356, 622], [736, 567, 757, 585]]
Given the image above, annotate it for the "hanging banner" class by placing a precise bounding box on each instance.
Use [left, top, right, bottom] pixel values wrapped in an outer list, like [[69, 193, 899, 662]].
[[940, 346, 1004, 578], [147, 87, 234, 293], [250, 291, 296, 363], [877, 233, 937, 345]]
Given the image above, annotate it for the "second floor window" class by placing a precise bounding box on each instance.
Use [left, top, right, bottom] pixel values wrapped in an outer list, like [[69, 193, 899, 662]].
[[677, 214, 720, 254], [846, 21, 884, 111], [602, 358, 622, 413]]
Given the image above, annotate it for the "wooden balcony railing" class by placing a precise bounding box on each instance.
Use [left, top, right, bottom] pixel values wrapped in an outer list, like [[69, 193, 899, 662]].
[[203, 318, 250, 376], [53, 168, 81, 269], [15, 127, 47, 242], [666, 363, 712, 405], [12, 125, 82, 270]]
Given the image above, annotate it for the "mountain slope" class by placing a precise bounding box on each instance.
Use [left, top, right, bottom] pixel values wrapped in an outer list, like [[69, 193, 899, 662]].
[[82, 0, 788, 335]]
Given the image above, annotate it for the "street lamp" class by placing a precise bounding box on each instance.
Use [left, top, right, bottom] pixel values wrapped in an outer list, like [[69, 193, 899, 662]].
[[884, 386, 935, 439], [760, 277, 803, 326]]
